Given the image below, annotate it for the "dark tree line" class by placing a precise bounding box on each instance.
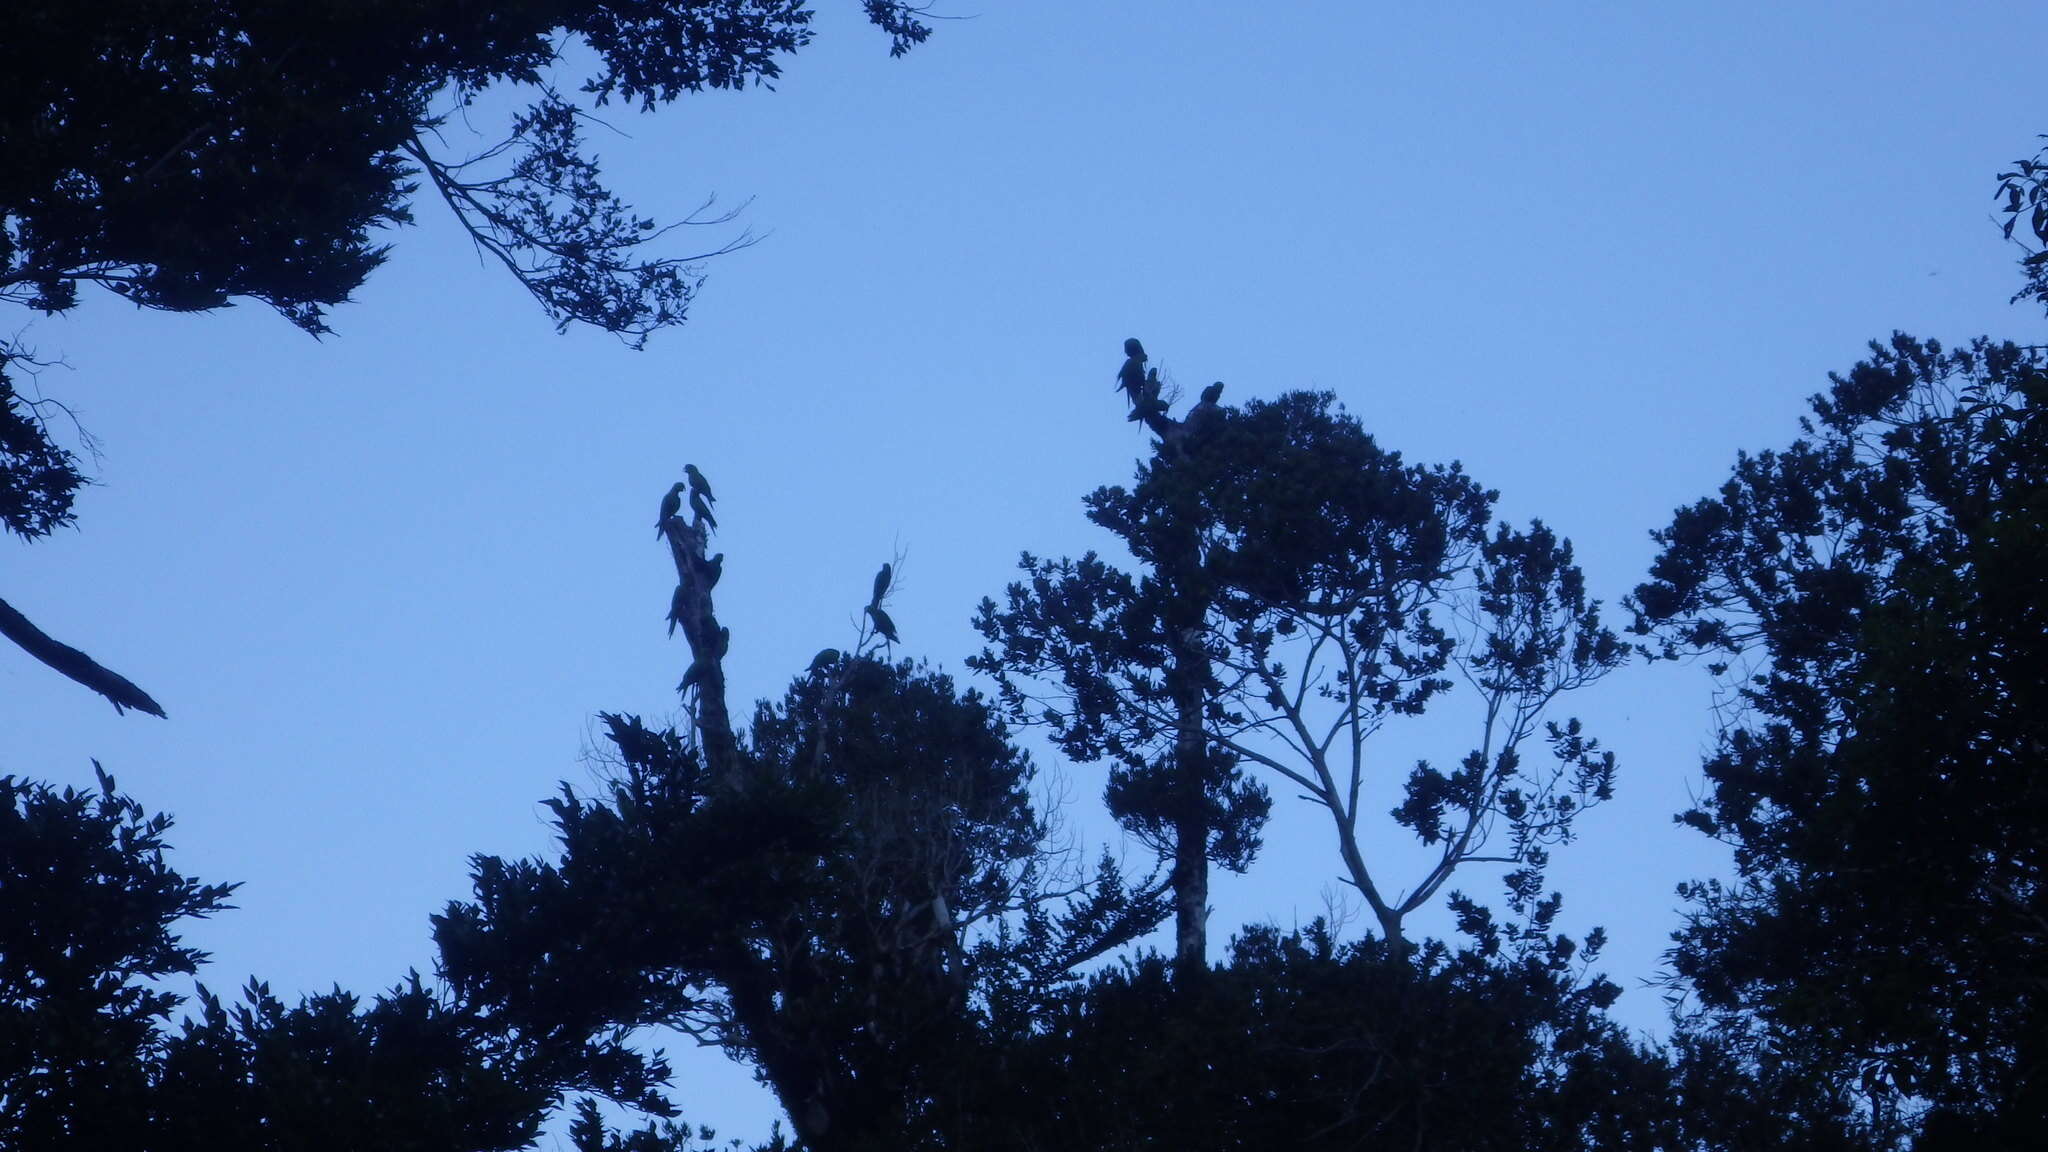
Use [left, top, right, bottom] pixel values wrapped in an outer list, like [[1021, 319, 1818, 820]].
[[0, 399, 1671, 1149], [4, 12, 2045, 1142], [7, 309, 2043, 1147]]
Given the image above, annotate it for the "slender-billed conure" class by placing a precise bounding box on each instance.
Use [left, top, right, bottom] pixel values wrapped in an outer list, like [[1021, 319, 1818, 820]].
[[865, 603, 899, 644], [702, 552, 723, 589], [1200, 381, 1224, 405], [667, 584, 688, 637], [656, 482, 686, 538], [685, 464, 715, 504], [1116, 337, 1148, 408], [870, 562, 892, 609], [678, 659, 704, 694], [808, 648, 840, 675], [714, 625, 730, 657], [690, 490, 717, 529]]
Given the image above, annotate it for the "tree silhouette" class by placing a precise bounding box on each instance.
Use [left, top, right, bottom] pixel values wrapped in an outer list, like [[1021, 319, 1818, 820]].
[[434, 482, 1163, 1152], [1636, 334, 2048, 1148], [976, 375, 1623, 954], [0, 767, 572, 1151]]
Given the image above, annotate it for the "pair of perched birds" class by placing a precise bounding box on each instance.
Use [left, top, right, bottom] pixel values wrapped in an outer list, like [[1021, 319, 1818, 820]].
[[864, 563, 898, 644], [656, 463, 717, 536]]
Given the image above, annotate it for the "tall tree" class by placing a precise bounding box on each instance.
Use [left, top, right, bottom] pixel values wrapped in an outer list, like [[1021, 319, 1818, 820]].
[[436, 483, 1162, 1152], [1634, 334, 2047, 1148], [975, 379, 1622, 952]]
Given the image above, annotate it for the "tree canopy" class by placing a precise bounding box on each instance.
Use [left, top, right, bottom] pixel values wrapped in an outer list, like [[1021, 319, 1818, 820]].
[[1635, 334, 2048, 1148], [1, 1, 930, 344], [975, 387, 1622, 956]]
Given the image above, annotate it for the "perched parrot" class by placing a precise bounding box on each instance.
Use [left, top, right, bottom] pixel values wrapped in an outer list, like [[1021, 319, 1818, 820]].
[[667, 584, 688, 637], [684, 463, 715, 504], [1116, 337, 1148, 408], [870, 562, 892, 608], [656, 482, 685, 538], [865, 604, 899, 644]]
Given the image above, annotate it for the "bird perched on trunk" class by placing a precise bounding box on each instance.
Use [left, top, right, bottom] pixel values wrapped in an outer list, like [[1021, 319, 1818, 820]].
[[694, 552, 723, 589], [685, 463, 715, 505], [656, 482, 685, 538], [690, 490, 717, 530], [865, 604, 899, 644], [870, 562, 892, 608], [1115, 337, 1148, 411], [667, 584, 688, 638]]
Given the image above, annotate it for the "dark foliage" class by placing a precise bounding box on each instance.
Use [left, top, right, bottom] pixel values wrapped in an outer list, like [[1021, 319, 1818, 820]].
[[0, 768, 554, 1151], [1635, 334, 2048, 1147], [0, 766, 233, 1147], [0, 0, 929, 344], [0, 359, 83, 541], [436, 661, 1163, 1152], [984, 925, 1675, 1152], [1996, 139, 2048, 316]]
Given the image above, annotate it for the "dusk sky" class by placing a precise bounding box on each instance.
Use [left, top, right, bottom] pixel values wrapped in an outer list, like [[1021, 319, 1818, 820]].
[[8, 2, 2047, 1139]]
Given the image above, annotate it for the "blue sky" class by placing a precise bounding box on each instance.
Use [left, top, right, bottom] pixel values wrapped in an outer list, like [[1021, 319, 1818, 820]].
[[8, 1, 2047, 1139]]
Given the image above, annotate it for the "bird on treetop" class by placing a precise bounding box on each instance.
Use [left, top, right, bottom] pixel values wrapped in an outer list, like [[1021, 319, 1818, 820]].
[[870, 562, 892, 609], [690, 490, 717, 530], [1200, 381, 1224, 405], [656, 482, 685, 538], [1116, 337, 1148, 407], [808, 648, 841, 675], [865, 603, 899, 644], [685, 464, 715, 504]]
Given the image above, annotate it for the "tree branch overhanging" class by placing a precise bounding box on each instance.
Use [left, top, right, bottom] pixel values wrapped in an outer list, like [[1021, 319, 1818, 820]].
[[0, 595, 164, 717]]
